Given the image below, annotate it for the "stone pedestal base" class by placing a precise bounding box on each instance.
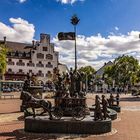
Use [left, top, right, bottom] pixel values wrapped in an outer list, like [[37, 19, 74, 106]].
[[25, 116, 112, 134], [108, 105, 121, 113], [89, 106, 117, 120]]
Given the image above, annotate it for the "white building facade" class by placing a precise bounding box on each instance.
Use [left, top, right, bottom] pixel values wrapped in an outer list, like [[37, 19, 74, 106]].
[[0, 33, 63, 83]]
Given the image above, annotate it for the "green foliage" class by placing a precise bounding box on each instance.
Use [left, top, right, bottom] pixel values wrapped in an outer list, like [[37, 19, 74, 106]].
[[78, 66, 95, 83], [0, 44, 7, 75], [104, 55, 140, 87]]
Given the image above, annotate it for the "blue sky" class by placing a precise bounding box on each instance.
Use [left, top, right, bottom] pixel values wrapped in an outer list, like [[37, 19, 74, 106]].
[[0, 0, 140, 69], [1, 0, 140, 38]]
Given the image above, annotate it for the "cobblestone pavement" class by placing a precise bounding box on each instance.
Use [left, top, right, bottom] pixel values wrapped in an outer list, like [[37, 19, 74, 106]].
[[0, 94, 140, 140]]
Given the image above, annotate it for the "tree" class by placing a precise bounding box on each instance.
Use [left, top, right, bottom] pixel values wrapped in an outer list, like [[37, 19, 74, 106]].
[[0, 44, 7, 79], [78, 66, 95, 87], [104, 55, 140, 89]]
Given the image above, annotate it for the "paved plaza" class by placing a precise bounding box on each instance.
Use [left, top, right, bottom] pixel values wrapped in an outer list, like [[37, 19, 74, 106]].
[[0, 93, 140, 140]]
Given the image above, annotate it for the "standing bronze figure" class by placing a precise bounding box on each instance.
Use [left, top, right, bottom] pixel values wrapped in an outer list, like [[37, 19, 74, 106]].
[[116, 93, 120, 106], [94, 95, 103, 121], [101, 95, 108, 120]]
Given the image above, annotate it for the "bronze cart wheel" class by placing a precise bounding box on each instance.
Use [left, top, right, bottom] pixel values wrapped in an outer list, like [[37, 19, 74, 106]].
[[51, 107, 63, 120], [72, 107, 85, 121]]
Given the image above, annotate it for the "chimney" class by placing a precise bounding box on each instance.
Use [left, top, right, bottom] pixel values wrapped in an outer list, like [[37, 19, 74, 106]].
[[3, 36, 6, 44]]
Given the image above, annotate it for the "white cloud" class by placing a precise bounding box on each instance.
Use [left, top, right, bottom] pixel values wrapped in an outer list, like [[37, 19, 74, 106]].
[[57, 0, 85, 4], [18, 0, 27, 3], [53, 31, 140, 70], [0, 17, 35, 43], [115, 26, 119, 31]]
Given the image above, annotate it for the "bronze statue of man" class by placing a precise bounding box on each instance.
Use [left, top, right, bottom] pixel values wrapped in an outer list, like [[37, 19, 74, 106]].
[[101, 95, 108, 120], [109, 93, 114, 106], [116, 93, 120, 106], [94, 95, 103, 121]]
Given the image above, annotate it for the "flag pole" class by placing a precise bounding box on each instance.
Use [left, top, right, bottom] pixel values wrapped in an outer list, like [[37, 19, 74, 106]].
[[71, 15, 80, 71], [74, 25, 77, 71]]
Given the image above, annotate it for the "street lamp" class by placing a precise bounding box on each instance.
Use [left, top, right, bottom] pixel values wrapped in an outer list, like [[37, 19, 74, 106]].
[[71, 14, 80, 71]]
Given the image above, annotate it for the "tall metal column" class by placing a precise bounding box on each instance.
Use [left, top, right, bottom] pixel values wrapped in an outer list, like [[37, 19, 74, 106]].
[[71, 15, 80, 71]]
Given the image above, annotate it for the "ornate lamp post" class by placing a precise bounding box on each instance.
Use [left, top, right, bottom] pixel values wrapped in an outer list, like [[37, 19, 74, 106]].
[[71, 15, 80, 71]]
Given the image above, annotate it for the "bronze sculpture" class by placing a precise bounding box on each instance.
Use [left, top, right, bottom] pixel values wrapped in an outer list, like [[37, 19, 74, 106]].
[[116, 93, 120, 106], [101, 95, 108, 120], [94, 95, 103, 121], [108, 93, 114, 106], [20, 91, 53, 119]]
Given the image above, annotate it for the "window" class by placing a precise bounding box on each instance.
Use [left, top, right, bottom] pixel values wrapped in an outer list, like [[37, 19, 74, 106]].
[[48, 62, 51, 65], [36, 61, 44, 67], [37, 70, 44, 77], [7, 59, 14, 65], [37, 53, 44, 59], [19, 69, 23, 73], [19, 60, 22, 63], [43, 47, 48, 51], [46, 54, 53, 60], [7, 68, 14, 74], [46, 62, 53, 68], [8, 59, 12, 62], [16, 60, 25, 66], [15, 51, 19, 56], [27, 61, 35, 67], [17, 69, 24, 74], [46, 71, 52, 78], [8, 69, 12, 72]]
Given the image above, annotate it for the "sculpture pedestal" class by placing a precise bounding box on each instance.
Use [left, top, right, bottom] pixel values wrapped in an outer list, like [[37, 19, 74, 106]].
[[108, 105, 121, 113], [25, 116, 112, 134], [89, 106, 117, 120]]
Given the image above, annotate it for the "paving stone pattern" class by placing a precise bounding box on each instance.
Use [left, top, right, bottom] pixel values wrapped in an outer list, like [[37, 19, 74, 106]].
[[0, 94, 140, 140]]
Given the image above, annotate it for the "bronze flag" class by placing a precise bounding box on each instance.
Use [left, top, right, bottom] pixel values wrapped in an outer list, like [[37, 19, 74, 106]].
[[58, 32, 75, 40]]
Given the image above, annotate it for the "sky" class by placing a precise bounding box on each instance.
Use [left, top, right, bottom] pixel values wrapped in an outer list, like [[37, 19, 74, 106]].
[[0, 0, 140, 69]]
